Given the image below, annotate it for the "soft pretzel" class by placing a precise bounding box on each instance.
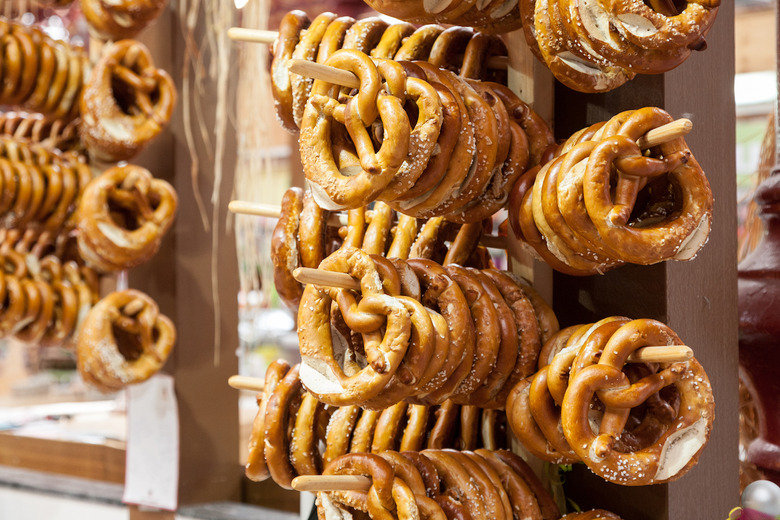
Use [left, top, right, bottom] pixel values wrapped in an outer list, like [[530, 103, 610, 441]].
[[80, 39, 176, 162], [361, 0, 522, 34], [264, 364, 303, 488], [80, 0, 168, 41], [246, 359, 290, 481], [77, 289, 175, 392], [291, 13, 338, 128], [561, 510, 624, 520], [76, 164, 177, 272]]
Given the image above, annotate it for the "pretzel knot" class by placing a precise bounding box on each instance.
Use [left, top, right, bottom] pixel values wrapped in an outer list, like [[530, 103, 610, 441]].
[[298, 246, 412, 406], [323, 453, 396, 513], [300, 49, 411, 211], [80, 40, 176, 163], [561, 319, 714, 485], [76, 164, 177, 272], [77, 289, 176, 393], [80, 0, 168, 41]]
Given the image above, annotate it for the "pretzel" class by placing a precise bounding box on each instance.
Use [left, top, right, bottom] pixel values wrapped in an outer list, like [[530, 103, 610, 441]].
[[298, 190, 329, 269], [0, 271, 25, 335], [428, 26, 475, 73], [361, 0, 522, 34], [301, 50, 410, 210], [452, 451, 510, 520], [298, 247, 412, 405], [291, 392, 327, 476], [80, 0, 168, 41], [246, 359, 290, 481], [394, 25, 445, 61], [442, 220, 484, 265], [371, 402, 408, 452], [458, 405, 480, 450], [324, 453, 395, 513], [370, 22, 417, 60], [272, 11, 310, 132], [475, 449, 546, 520], [399, 405, 430, 452], [323, 405, 359, 467], [38, 278, 79, 347], [80, 40, 177, 162], [423, 450, 489, 518], [264, 364, 303, 488], [351, 409, 381, 454], [387, 215, 419, 260], [341, 18, 389, 54], [426, 400, 459, 449], [76, 165, 177, 272], [362, 202, 395, 255], [291, 13, 338, 128], [14, 279, 54, 344], [460, 32, 507, 82], [561, 319, 714, 485], [77, 289, 175, 392], [491, 450, 561, 520]]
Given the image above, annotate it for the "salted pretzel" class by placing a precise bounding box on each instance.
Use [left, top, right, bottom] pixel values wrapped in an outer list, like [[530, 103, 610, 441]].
[[0, 112, 81, 152], [246, 360, 290, 481], [80, 0, 169, 41], [561, 510, 624, 520], [290, 12, 338, 128], [561, 319, 714, 485], [77, 289, 175, 392], [264, 364, 304, 488], [361, 0, 522, 34], [80, 39, 176, 162], [76, 164, 178, 272], [300, 50, 411, 210]]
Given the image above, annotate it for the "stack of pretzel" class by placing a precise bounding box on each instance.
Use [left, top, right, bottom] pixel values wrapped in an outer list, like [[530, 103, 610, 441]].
[[297, 246, 558, 409], [361, 0, 523, 34], [300, 48, 553, 221], [0, 18, 87, 121], [315, 450, 563, 520], [80, 39, 177, 163], [0, 135, 92, 233], [75, 164, 178, 272], [520, 0, 720, 93], [80, 0, 168, 41], [246, 359, 509, 488], [272, 10, 509, 132], [508, 107, 713, 275], [77, 288, 176, 393], [272, 187, 499, 311], [507, 317, 714, 485], [0, 237, 99, 348], [0, 112, 81, 152]]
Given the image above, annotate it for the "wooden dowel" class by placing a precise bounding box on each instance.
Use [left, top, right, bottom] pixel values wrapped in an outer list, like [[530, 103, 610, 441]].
[[293, 267, 361, 290], [228, 375, 264, 392], [627, 345, 693, 364], [480, 234, 508, 250], [289, 59, 360, 89], [636, 118, 692, 149], [228, 28, 508, 70], [292, 475, 372, 493]]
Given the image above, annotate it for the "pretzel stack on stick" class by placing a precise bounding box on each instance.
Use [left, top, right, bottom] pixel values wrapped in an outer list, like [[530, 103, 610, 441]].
[[242, 359, 510, 489], [508, 107, 713, 275], [297, 246, 557, 409], [299, 48, 553, 219], [507, 317, 714, 485], [269, 10, 510, 132], [0, 112, 81, 152]]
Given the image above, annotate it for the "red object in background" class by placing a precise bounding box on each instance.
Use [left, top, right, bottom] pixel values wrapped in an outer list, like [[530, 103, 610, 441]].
[[740, 172, 780, 484], [738, 508, 778, 520]]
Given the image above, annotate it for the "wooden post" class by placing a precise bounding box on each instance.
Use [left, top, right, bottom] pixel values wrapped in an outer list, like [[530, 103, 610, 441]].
[[549, 4, 738, 519]]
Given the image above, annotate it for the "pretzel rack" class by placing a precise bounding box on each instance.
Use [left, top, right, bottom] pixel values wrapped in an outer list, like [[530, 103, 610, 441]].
[[132, 3, 739, 520]]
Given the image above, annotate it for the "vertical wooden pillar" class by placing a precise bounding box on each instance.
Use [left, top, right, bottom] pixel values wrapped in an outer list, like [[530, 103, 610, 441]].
[[550, 4, 738, 519]]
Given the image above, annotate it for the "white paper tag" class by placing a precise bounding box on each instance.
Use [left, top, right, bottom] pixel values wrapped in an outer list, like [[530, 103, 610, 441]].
[[123, 374, 179, 511]]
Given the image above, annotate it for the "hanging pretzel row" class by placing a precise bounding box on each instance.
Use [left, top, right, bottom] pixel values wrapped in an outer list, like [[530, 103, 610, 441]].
[[312, 450, 565, 520], [77, 288, 176, 393], [0, 111, 81, 152], [80, 39, 177, 163], [508, 107, 712, 275], [79, 0, 169, 41], [271, 10, 510, 132], [244, 359, 510, 490], [75, 164, 178, 272], [0, 135, 92, 233], [299, 48, 553, 221], [297, 246, 557, 409], [520, 0, 720, 93], [271, 187, 500, 312], [0, 18, 87, 120], [361, 0, 523, 35], [506, 317, 714, 486], [0, 240, 99, 348]]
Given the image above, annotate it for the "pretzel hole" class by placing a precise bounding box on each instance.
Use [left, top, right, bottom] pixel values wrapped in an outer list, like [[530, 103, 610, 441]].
[[112, 324, 144, 362], [111, 76, 160, 117], [626, 174, 682, 228]]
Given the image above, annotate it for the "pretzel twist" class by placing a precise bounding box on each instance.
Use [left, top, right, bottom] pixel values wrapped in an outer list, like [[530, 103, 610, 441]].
[[77, 289, 175, 393], [80, 39, 176, 162], [76, 164, 177, 272], [79, 0, 168, 41]]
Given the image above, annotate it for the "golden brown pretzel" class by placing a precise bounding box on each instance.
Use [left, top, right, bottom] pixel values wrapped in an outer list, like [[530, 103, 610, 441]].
[[264, 364, 303, 489], [426, 400, 459, 449], [80, 39, 177, 162], [423, 450, 488, 518], [560, 510, 624, 520], [77, 289, 176, 392], [272, 187, 304, 310], [458, 406, 480, 450], [475, 449, 545, 520], [291, 12, 338, 128], [492, 450, 561, 520], [370, 22, 417, 59], [387, 215, 419, 260], [290, 392, 326, 476], [324, 405, 360, 466], [298, 247, 411, 406], [341, 18, 389, 54], [371, 402, 407, 453], [362, 202, 395, 255], [317, 16, 355, 64], [394, 25, 445, 61], [324, 452, 395, 514], [246, 359, 290, 481], [301, 50, 410, 211], [428, 26, 475, 73], [80, 0, 168, 41], [76, 164, 177, 272], [298, 190, 329, 268], [460, 32, 506, 80], [399, 405, 430, 452], [561, 319, 714, 485], [272, 11, 310, 132]]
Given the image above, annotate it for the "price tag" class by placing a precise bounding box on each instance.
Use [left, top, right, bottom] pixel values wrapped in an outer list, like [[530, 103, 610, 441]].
[[123, 374, 179, 511]]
